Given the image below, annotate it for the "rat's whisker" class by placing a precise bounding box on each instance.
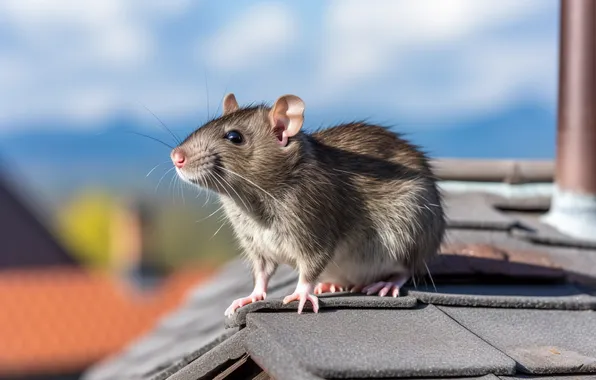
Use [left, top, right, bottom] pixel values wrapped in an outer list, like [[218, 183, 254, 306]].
[[218, 167, 279, 204], [179, 176, 186, 205], [139, 103, 181, 145], [210, 171, 233, 202], [200, 174, 214, 206], [146, 161, 170, 177], [214, 84, 229, 117], [204, 69, 211, 120], [214, 171, 251, 211], [169, 172, 178, 204], [210, 220, 226, 241], [203, 187, 211, 205], [196, 204, 224, 224], [423, 261, 436, 292], [175, 176, 184, 205], [212, 171, 253, 216], [155, 167, 175, 193], [125, 131, 174, 149]]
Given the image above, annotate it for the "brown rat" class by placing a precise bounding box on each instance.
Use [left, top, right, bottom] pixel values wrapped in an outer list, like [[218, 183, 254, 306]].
[[171, 93, 445, 315]]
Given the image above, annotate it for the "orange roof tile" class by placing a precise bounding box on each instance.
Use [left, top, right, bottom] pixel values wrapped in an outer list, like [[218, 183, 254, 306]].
[[0, 265, 214, 377]]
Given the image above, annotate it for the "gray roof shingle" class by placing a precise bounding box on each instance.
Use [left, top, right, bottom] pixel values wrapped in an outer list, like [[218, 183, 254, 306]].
[[82, 190, 596, 380], [440, 306, 596, 375], [244, 306, 516, 378], [408, 284, 596, 309]]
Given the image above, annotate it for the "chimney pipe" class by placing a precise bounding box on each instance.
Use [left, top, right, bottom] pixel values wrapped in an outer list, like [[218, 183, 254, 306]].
[[543, 0, 596, 241]]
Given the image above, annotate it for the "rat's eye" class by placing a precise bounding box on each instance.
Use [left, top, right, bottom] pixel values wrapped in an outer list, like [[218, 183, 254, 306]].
[[224, 130, 243, 144]]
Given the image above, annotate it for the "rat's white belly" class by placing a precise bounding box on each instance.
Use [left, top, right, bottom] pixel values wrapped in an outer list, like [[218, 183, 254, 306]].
[[222, 200, 297, 265], [318, 240, 407, 286], [231, 216, 299, 266], [254, 227, 298, 266]]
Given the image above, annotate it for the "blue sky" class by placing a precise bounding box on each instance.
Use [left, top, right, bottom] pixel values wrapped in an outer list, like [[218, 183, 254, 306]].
[[0, 0, 559, 131]]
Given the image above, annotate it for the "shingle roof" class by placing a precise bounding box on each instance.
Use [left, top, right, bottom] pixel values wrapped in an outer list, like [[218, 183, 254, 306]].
[[0, 266, 211, 378], [82, 189, 596, 380]]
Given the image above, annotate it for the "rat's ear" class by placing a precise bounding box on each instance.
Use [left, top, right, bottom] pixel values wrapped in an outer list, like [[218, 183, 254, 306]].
[[269, 95, 304, 146], [222, 93, 239, 115]]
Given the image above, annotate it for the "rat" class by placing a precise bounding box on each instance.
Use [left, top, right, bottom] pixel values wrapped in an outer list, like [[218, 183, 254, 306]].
[[170, 93, 446, 316]]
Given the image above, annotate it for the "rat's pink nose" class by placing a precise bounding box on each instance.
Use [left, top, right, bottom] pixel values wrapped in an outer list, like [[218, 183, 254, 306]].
[[171, 149, 186, 168]]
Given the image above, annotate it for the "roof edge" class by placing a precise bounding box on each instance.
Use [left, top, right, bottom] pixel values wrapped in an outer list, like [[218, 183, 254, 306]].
[[431, 158, 553, 184]]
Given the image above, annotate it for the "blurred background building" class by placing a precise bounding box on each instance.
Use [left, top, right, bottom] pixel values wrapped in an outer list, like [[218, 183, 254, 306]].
[[0, 0, 571, 379]]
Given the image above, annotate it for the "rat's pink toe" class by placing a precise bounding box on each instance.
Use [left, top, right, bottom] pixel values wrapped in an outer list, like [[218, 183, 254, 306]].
[[361, 274, 409, 298], [349, 285, 363, 293], [378, 284, 390, 297], [314, 283, 323, 295], [224, 291, 267, 316], [362, 282, 386, 295], [283, 291, 319, 313], [378, 283, 400, 297], [314, 282, 344, 295]]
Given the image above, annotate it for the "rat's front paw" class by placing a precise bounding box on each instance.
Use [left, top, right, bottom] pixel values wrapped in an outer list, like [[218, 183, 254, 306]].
[[282, 288, 319, 314], [224, 291, 267, 316]]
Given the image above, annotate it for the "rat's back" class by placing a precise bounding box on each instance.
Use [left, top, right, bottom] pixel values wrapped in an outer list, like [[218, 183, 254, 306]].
[[310, 122, 432, 175]]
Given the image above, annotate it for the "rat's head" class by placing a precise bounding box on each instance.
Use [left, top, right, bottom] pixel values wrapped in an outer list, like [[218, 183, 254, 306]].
[[171, 93, 306, 199]]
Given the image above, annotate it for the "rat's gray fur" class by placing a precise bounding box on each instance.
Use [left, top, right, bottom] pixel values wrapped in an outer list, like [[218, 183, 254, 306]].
[[175, 105, 445, 288]]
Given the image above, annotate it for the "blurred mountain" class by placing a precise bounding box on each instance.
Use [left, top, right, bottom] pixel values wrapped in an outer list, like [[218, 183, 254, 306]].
[[411, 102, 556, 159], [0, 101, 555, 205]]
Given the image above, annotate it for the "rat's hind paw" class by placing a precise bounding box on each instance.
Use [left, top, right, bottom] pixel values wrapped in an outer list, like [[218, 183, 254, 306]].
[[224, 291, 266, 316], [361, 273, 410, 297], [283, 290, 319, 314], [362, 281, 401, 297], [314, 282, 344, 295]]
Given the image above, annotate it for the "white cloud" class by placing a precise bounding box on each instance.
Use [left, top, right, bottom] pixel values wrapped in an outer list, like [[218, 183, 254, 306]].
[[314, 0, 558, 120], [321, 0, 550, 84], [0, 56, 31, 88], [202, 2, 297, 71], [392, 38, 558, 121], [0, 0, 200, 129], [0, 0, 153, 67]]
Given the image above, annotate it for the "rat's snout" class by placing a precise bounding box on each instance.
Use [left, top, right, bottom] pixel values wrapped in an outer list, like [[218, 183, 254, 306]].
[[171, 148, 186, 169]]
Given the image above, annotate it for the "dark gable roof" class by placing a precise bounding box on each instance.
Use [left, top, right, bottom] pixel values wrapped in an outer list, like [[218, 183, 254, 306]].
[[82, 190, 596, 380], [0, 170, 76, 269]]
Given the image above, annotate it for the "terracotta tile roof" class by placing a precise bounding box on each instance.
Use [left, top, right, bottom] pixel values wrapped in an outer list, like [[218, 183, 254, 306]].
[[0, 265, 213, 377]]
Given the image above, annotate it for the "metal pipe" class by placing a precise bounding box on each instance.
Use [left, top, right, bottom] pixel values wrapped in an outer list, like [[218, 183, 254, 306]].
[[555, 0, 596, 194], [543, 0, 596, 241]]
